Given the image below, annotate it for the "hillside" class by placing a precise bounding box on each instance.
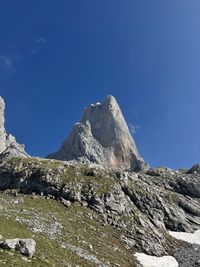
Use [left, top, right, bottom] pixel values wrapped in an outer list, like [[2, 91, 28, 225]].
[[0, 157, 200, 266], [0, 96, 200, 266]]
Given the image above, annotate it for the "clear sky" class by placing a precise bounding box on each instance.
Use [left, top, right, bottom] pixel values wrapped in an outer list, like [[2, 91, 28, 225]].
[[0, 0, 200, 169]]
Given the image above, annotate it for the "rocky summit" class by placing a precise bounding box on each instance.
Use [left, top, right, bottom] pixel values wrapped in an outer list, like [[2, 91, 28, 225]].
[[0, 96, 200, 266], [48, 95, 147, 171], [0, 96, 28, 161]]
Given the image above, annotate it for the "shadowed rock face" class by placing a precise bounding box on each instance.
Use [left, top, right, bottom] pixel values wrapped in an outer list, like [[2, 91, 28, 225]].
[[48, 95, 147, 170], [0, 96, 28, 160]]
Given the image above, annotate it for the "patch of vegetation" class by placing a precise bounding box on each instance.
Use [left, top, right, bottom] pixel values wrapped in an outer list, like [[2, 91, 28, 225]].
[[127, 180, 150, 197], [164, 191, 179, 204], [178, 168, 188, 174], [7, 157, 64, 171], [7, 157, 116, 195]]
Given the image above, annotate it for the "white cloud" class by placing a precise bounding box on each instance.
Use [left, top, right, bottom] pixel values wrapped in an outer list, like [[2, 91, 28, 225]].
[[129, 123, 140, 135], [35, 37, 46, 44], [0, 55, 15, 73], [0, 37, 46, 73]]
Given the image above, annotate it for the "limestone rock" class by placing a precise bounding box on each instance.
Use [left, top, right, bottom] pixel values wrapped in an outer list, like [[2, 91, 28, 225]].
[[1, 238, 36, 257], [1, 238, 19, 250], [48, 95, 147, 171], [16, 239, 36, 258], [0, 96, 28, 160]]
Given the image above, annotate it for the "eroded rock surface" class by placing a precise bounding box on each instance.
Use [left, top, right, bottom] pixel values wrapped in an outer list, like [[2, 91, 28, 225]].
[[0, 97, 28, 160], [48, 95, 147, 171]]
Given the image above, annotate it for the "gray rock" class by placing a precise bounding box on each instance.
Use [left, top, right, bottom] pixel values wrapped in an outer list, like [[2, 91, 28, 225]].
[[174, 244, 200, 267], [60, 198, 71, 207], [21, 256, 31, 262], [47, 95, 147, 171], [195, 259, 200, 267], [0, 96, 28, 160], [16, 239, 36, 258], [120, 235, 136, 249], [187, 163, 200, 174], [1, 238, 19, 250], [1, 238, 36, 257]]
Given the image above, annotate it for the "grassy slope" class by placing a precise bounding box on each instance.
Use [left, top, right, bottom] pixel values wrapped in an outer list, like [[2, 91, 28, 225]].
[[0, 193, 136, 267]]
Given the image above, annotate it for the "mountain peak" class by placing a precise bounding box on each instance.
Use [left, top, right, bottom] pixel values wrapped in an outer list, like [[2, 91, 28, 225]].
[[48, 96, 147, 171], [105, 94, 117, 104]]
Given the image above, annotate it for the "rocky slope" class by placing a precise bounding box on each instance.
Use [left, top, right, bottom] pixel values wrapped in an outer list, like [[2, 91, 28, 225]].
[[0, 157, 200, 266], [0, 96, 200, 266], [48, 96, 147, 171]]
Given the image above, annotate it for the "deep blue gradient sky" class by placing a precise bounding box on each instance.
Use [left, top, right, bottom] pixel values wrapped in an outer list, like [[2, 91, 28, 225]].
[[0, 0, 200, 169]]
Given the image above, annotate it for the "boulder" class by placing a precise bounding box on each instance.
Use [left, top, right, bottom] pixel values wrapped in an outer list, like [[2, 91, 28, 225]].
[[1, 238, 36, 257]]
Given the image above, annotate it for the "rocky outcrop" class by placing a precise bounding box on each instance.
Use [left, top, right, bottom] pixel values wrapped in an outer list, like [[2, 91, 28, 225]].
[[48, 95, 147, 171], [187, 163, 200, 174], [0, 96, 28, 160], [1, 238, 36, 257]]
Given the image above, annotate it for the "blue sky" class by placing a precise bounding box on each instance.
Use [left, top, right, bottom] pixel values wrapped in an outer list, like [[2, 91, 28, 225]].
[[0, 0, 200, 169]]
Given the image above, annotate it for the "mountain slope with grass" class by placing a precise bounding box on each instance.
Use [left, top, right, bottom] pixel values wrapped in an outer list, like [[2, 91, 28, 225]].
[[0, 96, 200, 267]]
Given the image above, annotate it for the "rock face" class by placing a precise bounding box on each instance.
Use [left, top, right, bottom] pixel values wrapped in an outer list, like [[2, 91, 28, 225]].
[[187, 163, 200, 174], [0, 96, 28, 160], [48, 95, 147, 171]]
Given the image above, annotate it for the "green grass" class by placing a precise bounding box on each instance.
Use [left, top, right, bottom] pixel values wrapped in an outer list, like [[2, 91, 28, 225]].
[[0, 193, 137, 266], [164, 191, 179, 204], [7, 157, 116, 196]]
